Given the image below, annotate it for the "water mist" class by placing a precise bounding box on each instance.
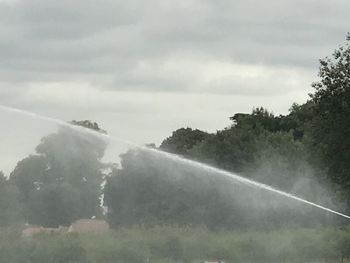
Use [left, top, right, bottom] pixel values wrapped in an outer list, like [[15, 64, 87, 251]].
[[1, 105, 349, 220]]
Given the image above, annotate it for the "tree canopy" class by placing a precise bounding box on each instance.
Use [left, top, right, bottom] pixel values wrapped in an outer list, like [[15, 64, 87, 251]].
[[310, 38, 350, 202], [9, 121, 107, 227]]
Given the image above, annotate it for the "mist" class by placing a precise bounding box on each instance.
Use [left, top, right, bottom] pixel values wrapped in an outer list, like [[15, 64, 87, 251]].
[[1, 0, 350, 262]]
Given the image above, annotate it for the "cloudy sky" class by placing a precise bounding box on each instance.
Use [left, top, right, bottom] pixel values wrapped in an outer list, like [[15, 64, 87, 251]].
[[0, 0, 349, 174]]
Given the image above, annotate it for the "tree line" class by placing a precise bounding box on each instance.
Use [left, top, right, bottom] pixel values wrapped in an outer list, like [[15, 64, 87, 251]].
[[1, 36, 350, 230]]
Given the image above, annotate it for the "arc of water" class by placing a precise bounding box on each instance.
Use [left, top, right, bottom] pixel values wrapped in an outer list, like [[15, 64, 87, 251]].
[[1, 104, 349, 219]]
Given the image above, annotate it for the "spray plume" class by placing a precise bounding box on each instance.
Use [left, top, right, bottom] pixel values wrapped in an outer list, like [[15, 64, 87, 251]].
[[1, 104, 349, 220]]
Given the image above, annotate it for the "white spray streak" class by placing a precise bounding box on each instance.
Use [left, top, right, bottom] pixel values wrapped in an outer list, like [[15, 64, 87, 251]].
[[1, 104, 349, 220], [142, 147, 350, 219]]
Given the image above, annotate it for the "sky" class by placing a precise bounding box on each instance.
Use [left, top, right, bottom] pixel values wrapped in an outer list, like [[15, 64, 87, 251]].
[[0, 0, 349, 174]]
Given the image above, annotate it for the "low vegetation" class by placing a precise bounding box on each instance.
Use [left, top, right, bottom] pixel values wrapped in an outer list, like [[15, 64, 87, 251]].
[[1, 226, 350, 263]]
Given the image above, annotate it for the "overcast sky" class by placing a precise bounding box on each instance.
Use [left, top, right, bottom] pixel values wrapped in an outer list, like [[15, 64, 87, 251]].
[[0, 0, 349, 174]]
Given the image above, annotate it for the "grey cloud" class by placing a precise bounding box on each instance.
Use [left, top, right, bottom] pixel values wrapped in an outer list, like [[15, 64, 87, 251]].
[[0, 0, 348, 94]]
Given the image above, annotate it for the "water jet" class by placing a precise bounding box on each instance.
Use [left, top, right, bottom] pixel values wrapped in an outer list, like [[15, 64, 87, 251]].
[[1, 104, 349, 220]]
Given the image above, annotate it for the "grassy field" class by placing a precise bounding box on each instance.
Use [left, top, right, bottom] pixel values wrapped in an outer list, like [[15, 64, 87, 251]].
[[1, 225, 350, 263]]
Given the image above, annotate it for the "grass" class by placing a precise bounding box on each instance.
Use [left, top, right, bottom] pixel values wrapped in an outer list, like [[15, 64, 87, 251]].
[[0, 225, 350, 263]]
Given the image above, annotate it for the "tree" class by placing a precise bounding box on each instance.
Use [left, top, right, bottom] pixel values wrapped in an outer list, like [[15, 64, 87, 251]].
[[0, 172, 22, 226], [160, 128, 211, 156], [104, 141, 328, 230], [187, 108, 277, 173], [310, 36, 350, 203], [230, 107, 282, 133], [104, 148, 255, 230], [189, 126, 257, 172], [284, 102, 316, 140], [9, 121, 107, 227]]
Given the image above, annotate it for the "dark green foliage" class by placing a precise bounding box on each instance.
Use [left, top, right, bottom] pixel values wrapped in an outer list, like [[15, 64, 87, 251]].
[[104, 143, 334, 230], [230, 107, 282, 133], [188, 106, 316, 174], [70, 120, 107, 134], [10, 155, 47, 202], [160, 128, 211, 156], [9, 121, 107, 227], [25, 184, 81, 227], [0, 172, 22, 226], [189, 125, 257, 172], [231, 105, 316, 141], [285, 101, 316, 140], [310, 38, 350, 203], [103, 95, 342, 230], [105, 149, 251, 230], [252, 132, 321, 193]]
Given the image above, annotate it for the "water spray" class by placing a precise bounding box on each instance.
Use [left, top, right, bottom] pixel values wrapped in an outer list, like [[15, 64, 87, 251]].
[[1, 104, 350, 220]]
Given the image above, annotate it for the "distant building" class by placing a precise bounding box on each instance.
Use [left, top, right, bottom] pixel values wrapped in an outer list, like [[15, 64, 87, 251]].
[[22, 226, 66, 237], [68, 219, 109, 234], [22, 219, 109, 237]]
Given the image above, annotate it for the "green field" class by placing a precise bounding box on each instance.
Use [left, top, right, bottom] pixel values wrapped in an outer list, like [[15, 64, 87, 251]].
[[1, 225, 350, 263]]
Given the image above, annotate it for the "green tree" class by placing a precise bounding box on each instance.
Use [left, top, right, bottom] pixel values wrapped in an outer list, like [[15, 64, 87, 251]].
[[189, 126, 257, 172], [284, 101, 316, 140], [310, 36, 350, 203], [104, 148, 253, 230], [9, 121, 107, 227], [104, 144, 327, 230], [0, 172, 23, 226], [230, 107, 282, 133], [160, 128, 211, 156]]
